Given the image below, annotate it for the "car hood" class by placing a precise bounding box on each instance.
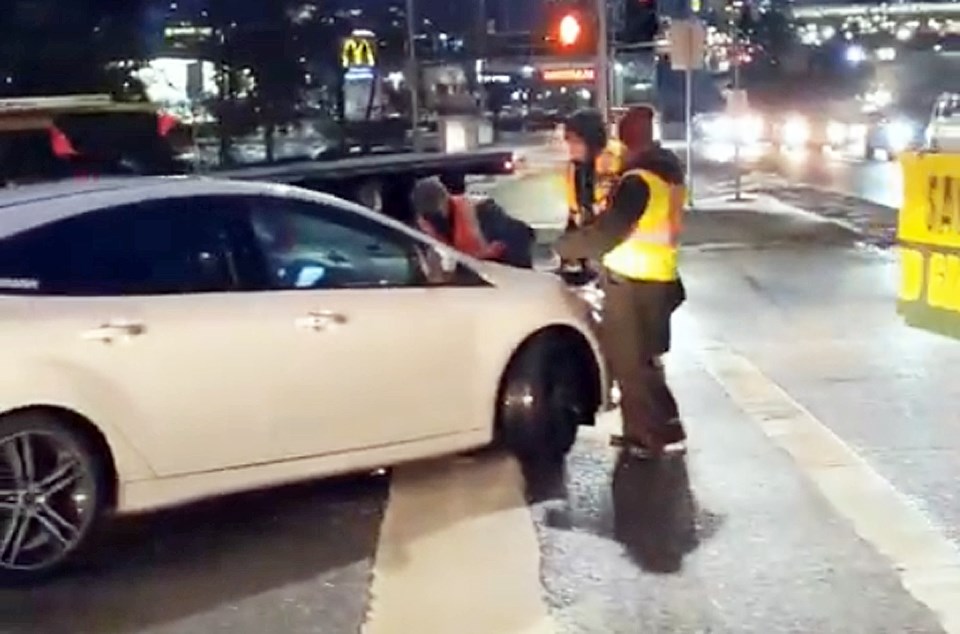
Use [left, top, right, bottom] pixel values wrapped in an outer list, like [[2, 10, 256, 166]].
[[469, 259, 566, 291]]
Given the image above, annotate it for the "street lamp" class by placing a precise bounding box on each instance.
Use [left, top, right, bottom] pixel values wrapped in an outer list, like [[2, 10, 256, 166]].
[[405, 0, 422, 150]]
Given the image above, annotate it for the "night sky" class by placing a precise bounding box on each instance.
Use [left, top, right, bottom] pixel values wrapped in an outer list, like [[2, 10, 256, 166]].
[[152, 0, 539, 32]]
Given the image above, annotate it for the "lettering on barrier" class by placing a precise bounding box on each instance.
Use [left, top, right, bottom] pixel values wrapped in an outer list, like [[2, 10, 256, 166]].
[[925, 175, 960, 234], [898, 247, 960, 311], [899, 247, 923, 302], [925, 251, 960, 311]]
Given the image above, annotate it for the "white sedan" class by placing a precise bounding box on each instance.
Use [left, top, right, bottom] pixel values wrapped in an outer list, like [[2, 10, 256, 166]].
[[0, 177, 610, 582]]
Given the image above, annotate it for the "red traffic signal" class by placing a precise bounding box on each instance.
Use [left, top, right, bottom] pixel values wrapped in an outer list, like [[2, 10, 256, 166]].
[[544, 7, 596, 55], [558, 13, 582, 47]]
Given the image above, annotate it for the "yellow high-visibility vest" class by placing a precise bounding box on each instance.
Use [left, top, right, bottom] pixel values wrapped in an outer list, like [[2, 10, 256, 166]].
[[602, 168, 683, 282], [566, 139, 625, 223]]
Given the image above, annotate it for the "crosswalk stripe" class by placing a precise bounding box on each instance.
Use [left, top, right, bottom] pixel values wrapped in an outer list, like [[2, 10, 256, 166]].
[[698, 340, 960, 634], [362, 454, 555, 634]]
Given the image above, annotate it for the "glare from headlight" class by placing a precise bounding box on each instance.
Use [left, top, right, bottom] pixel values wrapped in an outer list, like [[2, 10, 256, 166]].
[[848, 123, 868, 140], [826, 121, 847, 146], [701, 115, 731, 140], [782, 116, 810, 147], [737, 114, 763, 144], [846, 45, 866, 64], [886, 119, 914, 152], [701, 114, 761, 145]]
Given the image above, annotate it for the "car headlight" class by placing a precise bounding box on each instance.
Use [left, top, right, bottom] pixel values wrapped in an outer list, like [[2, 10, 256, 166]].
[[573, 281, 603, 310], [701, 114, 732, 140], [826, 121, 847, 145], [782, 116, 810, 146], [567, 281, 604, 322], [885, 119, 914, 152], [737, 114, 763, 144], [848, 123, 868, 140]]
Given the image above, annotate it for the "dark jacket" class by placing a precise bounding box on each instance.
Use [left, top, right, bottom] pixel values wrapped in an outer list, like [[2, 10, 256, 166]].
[[475, 198, 535, 268], [565, 109, 608, 226], [554, 143, 683, 262]]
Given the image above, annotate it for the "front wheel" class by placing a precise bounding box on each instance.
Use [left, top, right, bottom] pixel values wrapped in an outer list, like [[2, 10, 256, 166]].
[[0, 411, 107, 585], [496, 337, 595, 461]]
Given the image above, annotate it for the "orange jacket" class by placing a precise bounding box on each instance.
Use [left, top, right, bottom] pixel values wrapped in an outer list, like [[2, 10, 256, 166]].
[[417, 195, 506, 260]]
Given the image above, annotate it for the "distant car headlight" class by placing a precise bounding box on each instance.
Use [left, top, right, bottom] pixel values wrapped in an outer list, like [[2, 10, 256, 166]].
[[700, 114, 731, 140], [885, 119, 914, 152], [876, 47, 897, 62], [848, 123, 868, 140], [826, 121, 847, 145], [737, 114, 763, 144], [782, 116, 810, 146]]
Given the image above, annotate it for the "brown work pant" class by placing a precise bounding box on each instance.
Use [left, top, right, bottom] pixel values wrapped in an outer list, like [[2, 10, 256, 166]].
[[600, 273, 684, 448]]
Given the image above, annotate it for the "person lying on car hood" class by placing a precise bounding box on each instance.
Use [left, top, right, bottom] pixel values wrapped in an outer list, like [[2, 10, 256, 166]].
[[411, 177, 506, 261]]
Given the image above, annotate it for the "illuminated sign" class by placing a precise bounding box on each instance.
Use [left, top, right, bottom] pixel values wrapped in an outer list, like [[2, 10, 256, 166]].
[[542, 68, 595, 82], [341, 37, 376, 69]]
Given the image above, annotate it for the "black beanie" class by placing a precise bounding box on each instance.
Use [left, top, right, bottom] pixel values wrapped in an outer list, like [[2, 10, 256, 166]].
[[565, 108, 607, 153]]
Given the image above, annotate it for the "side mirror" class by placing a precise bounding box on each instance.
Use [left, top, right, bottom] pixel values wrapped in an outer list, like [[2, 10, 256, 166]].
[[421, 244, 459, 284], [437, 248, 458, 275]]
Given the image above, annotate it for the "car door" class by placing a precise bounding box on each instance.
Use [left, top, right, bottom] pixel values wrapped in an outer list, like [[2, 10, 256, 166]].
[[0, 198, 280, 477], [236, 193, 492, 458]]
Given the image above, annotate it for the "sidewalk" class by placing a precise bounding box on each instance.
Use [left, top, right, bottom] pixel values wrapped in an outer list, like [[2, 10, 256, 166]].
[[358, 315, 948, 632], [525, 333, 948, 633]]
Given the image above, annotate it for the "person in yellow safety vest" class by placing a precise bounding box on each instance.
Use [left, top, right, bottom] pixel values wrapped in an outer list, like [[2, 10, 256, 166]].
[[553, 105, 687, 459], [563, 109, 626, 229]]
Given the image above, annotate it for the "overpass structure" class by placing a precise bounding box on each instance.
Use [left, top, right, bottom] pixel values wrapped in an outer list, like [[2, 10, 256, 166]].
[[793, 2, 960, 20]]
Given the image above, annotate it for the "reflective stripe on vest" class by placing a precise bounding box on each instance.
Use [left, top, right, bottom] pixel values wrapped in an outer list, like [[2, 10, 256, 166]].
[[602, 168, 682, 282], [566, 140, 625, 220]]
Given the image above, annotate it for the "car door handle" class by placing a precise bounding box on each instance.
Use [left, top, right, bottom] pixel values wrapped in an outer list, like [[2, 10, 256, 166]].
[[81, 320, 146, 342], [294, 311, 347, 331]]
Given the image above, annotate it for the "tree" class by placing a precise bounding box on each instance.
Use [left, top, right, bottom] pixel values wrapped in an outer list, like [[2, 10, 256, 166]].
[[208, 0, 308, 163], [736, 4, 756, 40], [754, 7, 794, 64]]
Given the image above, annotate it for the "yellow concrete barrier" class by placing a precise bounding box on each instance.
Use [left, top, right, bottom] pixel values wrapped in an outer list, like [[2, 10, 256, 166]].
[[897, 151, 960, 337]]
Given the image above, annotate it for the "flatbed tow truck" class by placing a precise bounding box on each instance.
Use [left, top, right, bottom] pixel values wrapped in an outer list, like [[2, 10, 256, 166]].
[[0, 94, 516, 223]]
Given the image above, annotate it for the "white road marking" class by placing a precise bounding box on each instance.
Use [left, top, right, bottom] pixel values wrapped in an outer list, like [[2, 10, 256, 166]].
[[699, 341, 960, 634], [362, 453, 555, 634]]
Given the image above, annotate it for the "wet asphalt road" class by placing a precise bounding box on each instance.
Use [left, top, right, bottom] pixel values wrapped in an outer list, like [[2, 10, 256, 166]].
[[2, 170, 955, 633], [511, 136, 903, 210], [698, 149, 903, 210]]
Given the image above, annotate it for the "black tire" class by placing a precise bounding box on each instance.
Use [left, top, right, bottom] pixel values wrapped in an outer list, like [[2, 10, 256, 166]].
[[0, 411, 107, 585], [496, 336, 595, 461]]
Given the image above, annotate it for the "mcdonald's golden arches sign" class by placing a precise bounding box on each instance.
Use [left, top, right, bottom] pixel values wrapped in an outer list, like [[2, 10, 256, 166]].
[[341, 36, 376, 69]]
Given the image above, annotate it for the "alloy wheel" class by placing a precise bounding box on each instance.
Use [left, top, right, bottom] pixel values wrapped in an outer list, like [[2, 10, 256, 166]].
[[0, 431, 97, 572]]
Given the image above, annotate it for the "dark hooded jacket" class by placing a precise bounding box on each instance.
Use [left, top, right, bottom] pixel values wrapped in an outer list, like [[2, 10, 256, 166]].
[[565, 109, 608, 225]]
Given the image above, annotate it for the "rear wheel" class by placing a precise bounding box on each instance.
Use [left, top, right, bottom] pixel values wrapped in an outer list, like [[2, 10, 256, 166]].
[[0, 411, 106, 584], [496, 336, 595, 461]]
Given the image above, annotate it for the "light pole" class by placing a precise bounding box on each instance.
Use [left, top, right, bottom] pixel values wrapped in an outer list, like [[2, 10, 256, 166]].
[[405, 0, 422, 150], [596, 0, 610, 122], [732, 32, 743, 200]]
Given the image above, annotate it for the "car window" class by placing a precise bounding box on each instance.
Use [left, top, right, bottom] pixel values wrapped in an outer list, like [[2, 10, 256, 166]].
[[246, 196, 425, 290], [936, 95, 960, 120], [0, 199, 236, 296]]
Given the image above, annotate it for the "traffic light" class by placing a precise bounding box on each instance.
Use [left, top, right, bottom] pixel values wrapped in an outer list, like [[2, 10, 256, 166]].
[[558, 13, 582, 47], [545, 5, 597, 56], [624, 0, 659, 44]]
